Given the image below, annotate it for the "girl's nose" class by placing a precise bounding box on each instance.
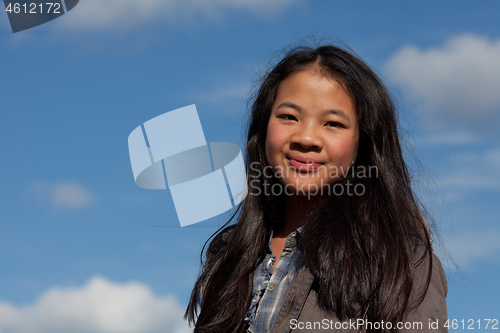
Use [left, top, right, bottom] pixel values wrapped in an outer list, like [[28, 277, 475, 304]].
[[290, 122, 322, 151]]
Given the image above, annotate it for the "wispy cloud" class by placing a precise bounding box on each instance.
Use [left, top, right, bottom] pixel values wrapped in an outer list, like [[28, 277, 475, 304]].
[[30, 181, 94, 209], [436, 147, 500, 192], [440, 230, 500, 269], [193, 81, 252, 104], [0, 276, 191, 333], [57, 0, 300, 31], [385, 34, 500, 131], [412, 131, 482, 147]]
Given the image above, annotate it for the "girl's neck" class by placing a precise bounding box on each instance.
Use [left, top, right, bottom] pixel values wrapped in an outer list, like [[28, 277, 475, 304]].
[[274, 195, 318, 238]]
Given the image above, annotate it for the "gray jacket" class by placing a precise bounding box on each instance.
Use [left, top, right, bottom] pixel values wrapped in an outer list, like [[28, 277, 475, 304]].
[[270, 252, 448, 333]]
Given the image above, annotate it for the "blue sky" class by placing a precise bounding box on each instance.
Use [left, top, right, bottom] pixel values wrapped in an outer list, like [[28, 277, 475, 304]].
[[1, 1, 500, 332]]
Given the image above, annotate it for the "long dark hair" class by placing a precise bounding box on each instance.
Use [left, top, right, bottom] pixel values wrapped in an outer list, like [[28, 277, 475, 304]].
[[185, 45, 433, 333]]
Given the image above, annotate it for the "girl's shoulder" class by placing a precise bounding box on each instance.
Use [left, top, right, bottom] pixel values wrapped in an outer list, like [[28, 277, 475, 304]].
[[404, 245, 448, 331], [411, 240, 446, 287], [413, 247, 447, 294]]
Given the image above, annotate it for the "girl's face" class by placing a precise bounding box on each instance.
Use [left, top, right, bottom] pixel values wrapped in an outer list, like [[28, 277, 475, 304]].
[[265, 66, 359, 195]]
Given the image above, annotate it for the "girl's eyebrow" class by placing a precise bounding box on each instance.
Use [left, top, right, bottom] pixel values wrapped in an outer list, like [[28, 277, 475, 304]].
[[276, 102, 351, 122], [322, 109, 350, 122]]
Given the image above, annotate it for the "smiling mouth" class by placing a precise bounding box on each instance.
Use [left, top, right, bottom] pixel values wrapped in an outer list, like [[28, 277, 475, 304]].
[[288, 158, 323, 171]]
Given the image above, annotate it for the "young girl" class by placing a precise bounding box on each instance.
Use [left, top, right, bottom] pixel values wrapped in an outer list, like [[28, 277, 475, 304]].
[[186, 45, 448, 333]]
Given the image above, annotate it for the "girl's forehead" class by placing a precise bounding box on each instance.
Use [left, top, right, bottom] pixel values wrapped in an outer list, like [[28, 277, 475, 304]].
[[279, 66, 354, 102], [274, 69, 356, 120]]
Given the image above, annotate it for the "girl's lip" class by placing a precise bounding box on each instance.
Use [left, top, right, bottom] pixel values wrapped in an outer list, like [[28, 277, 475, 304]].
[[288, 157, 323, 171]]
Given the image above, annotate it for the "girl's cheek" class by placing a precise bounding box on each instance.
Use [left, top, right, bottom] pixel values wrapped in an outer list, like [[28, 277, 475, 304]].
[[265, 123, 280, 152]]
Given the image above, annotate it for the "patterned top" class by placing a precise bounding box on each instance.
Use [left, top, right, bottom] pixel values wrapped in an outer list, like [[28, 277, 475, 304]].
[[244, 228, 303, 332]]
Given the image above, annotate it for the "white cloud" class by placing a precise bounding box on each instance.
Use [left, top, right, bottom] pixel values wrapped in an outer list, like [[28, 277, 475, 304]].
[[440, 230, 500, 268], [30, 181, 94, 209], [385, 34, 500, 130], [0, 276, 191, 333], [58, 0, 299, 31]]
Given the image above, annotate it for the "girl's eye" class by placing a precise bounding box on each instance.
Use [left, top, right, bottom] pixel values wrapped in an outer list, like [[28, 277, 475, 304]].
[[279, 114, 297, 121], [325, 121, 344, 128]]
